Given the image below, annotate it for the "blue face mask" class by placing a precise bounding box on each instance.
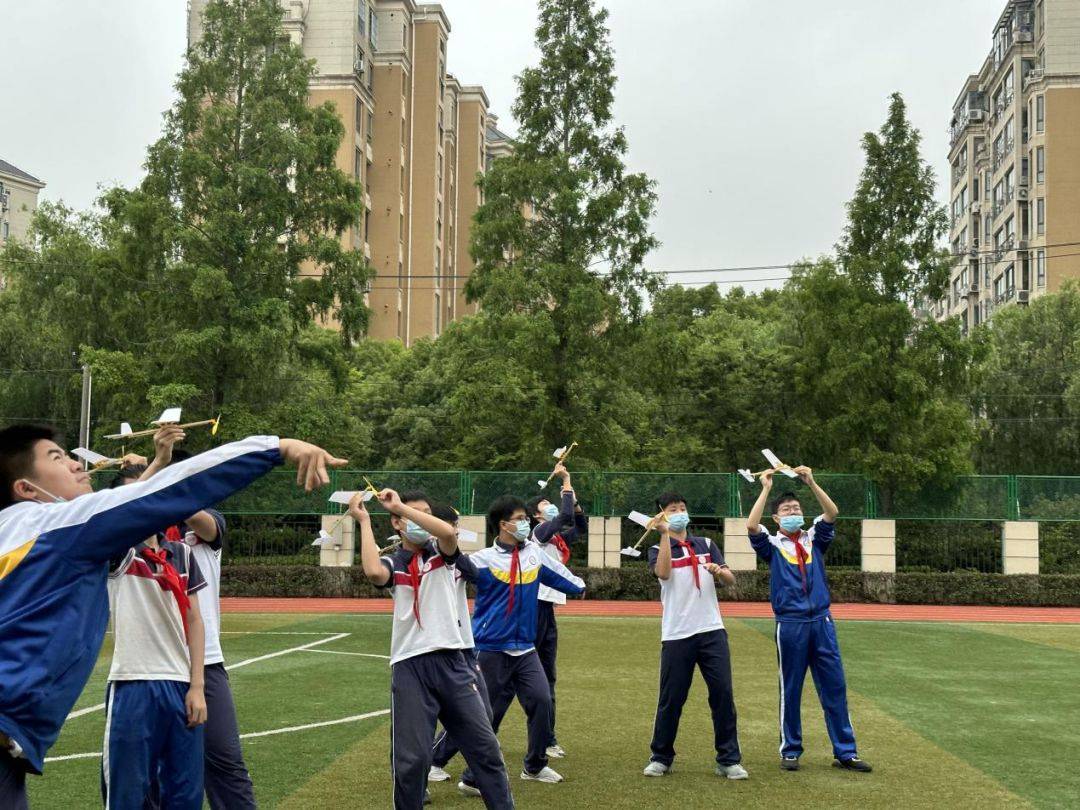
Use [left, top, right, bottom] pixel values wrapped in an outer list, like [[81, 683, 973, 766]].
[[403, 520, 432, 543], [509, 519, 531, 542], [541, 503, 559, 521], [779, 514, 805, 533], [666, 512, 690, 532]]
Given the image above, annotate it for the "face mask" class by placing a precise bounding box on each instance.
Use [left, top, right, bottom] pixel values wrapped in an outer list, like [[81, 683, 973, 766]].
[[403, 520, 432, 543], [507, 519, 530, 542], [666, 512, 690, 532], [779, 514, 805, 533], [541, 503, 559, 521], [19, 479, 66, 504]]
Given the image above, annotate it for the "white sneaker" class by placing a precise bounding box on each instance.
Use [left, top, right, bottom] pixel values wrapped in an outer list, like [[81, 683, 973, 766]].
[[643, 761, 671, 777], [457, 780, 482, 797], [545, 744, 566, 759], [428, 766, 451, 782], [716, 763, 749, 780], [520, 766, 563, 783]]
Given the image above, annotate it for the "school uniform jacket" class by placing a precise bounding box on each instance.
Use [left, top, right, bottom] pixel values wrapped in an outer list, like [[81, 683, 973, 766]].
[[0, 436, 282, 773], [748, 515, 836, 622]]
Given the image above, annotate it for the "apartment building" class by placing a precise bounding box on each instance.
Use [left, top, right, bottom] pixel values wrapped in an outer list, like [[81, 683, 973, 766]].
[[941, 0, 1080, 330], [0, 159, 45, 248], [187, 0, 510, 344]]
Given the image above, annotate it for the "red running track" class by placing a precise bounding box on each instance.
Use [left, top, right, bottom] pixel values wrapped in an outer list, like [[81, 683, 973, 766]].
[[220, 598, 1080, 624]]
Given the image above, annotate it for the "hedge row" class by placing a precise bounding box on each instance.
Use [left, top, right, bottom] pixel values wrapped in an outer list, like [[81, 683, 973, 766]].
[[220, 566, 1080, 606]]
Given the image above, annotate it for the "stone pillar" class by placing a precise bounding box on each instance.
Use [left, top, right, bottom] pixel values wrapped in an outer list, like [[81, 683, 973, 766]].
[[722, 518, 757, 571], [457, 515, 487, 552], [319, 514, 355, 567], [1002, 521, 1039, 574], [587, 516, 609, 568], [603, 516, 623, 568], [861, 520, 896, 573]]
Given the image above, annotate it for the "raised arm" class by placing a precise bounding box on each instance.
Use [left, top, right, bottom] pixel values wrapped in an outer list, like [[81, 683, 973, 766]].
[[746, 471, 775, 559], [795, 466, 838, 523], [349, 493, 389, 586], [533, 476, 575, 544], [651, 516, 673, 580], [537, 551, 586, 596], [378, 488, 457, 555]]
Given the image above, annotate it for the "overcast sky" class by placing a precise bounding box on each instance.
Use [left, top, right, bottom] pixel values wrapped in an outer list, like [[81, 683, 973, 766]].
[[2, 0, 1004, 290]]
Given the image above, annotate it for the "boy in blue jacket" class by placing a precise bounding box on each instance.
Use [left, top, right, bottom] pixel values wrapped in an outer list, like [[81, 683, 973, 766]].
[[746, 466, 872, 774]]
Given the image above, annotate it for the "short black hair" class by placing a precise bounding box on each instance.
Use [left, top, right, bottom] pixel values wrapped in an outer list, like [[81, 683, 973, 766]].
[[168, 449, 192, 465], [771, 491, 801, 514], [398, 490, 431, 508], [431, 503, 459, 525], [656, 491, 687, 511], [487, 494, 525, 537], [525, 494, 549, 528], [108, 464, 148, 489], [0, 424, 58, 510]]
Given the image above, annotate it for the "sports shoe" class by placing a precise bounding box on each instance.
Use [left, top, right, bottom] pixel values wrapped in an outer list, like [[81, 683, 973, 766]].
[[545, 744, 566, 759], [429, 766, 451, 782], [780, 756, 800, 771], [716, 763, 749, 780], [833, 757, 873, 773], [423, 788, 432, 805], [457, 780, 482, 797], [642, 761, 671, 777], [520, 766, 564, 783]]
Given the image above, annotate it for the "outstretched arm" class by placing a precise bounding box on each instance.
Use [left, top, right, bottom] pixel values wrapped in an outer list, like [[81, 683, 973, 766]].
[[795, 466, 838, 523], [350, 493, 390, 586]]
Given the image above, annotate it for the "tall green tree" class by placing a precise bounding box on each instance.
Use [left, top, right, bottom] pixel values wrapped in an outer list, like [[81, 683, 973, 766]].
[[972, 282, 1080, 474], [791, 94, 978, 509], [466, 0, 658, 464]]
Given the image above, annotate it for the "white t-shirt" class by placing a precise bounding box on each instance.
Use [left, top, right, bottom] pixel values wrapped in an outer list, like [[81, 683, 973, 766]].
[[108, 540, 206, 681], [648, 535, 726, 642], [184, 515, 226, 666], [381, 542, 472, 665]]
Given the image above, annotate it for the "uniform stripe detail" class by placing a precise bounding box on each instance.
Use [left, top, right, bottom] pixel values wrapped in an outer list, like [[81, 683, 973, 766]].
[[0, 537, 35, 580], [101, 683, 115, 805], [776, 622, 787, 755]]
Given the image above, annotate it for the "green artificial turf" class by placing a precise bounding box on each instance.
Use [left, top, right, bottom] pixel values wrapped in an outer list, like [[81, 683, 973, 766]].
[[29, 613, 1078, 809]]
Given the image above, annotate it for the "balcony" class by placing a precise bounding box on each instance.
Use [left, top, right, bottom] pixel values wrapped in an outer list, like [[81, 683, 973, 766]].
[[1023, 67, 1045, 90]]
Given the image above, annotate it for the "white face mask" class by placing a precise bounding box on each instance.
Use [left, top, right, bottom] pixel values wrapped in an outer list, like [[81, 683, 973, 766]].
[[18, 479, 66, 504]]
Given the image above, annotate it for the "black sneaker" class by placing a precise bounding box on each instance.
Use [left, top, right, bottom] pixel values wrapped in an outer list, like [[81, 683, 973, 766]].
[[833, 757, 872, 773], [780, 756, 800, 771]]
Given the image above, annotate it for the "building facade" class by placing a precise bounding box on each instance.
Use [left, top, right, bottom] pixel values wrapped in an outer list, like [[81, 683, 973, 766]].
[[0, 159, 45, 248], [188, 0, 509, 344], [941, 0, 1080, 330]]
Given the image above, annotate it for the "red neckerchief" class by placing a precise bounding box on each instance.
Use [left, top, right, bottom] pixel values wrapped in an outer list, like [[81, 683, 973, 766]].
[[782, 530, 809, 593], [675, 537, 701, 591], [164, 525, 183, 543], [550, 533, 571, 565], [141, 546, 192, 637], [505, 545, 522, 615], [407, 549, 424, 629]]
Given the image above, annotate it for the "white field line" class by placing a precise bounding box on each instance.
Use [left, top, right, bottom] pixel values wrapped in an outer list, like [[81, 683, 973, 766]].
[[46, 709, 390, 763], [66, 633, 351, 720], [300, 648, 390, 660]]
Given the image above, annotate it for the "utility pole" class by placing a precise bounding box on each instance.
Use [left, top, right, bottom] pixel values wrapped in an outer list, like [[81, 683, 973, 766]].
[[78, 364, 92, 463]]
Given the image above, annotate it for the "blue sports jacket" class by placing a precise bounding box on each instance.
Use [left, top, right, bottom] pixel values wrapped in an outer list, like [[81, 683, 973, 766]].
[[748, 516, 836, 622]]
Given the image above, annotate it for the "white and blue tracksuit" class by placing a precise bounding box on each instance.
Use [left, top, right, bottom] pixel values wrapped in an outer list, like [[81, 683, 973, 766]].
[[749, 516, 858, 761], [465, 541, 584, 775], [0, 437, 282, 785]]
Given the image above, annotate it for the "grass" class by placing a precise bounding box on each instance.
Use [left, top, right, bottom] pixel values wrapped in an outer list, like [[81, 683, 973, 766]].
[[28, 613, 1080, 809]]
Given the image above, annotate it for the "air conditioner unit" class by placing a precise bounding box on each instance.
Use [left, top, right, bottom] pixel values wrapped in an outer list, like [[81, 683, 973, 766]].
[[968, 109, 985, 122], [1017, 240, 1029, 251], [1017, 31, 1034, 43], [971, 201, 981, 214], [354, 57, 365, 76], [968, 283, 979, 295], [1017, 290, 1030, 304], [1017, 188, 1029, 199]]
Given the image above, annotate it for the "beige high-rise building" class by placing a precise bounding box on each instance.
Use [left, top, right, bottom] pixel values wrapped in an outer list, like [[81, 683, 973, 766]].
[[0, 159, 45, 248], [188, 0, 509, 344], [940, 0, 1080, 331]]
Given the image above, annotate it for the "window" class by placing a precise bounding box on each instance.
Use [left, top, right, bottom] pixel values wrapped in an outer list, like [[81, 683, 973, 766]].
[[358, 0, 366, 36], [1, 221, 8, 240], [397, 260, 403, 285], [367, 110, 374, 142], [1037, 249, 1046, 286], [368, 8, 378, 47], [1005, 264, 1015, 293], [1036, 147, 1045, 183], [435, 291, 442, 335], [399, 213, 404, 240], [437, 153, 443, 185], [355, 97, 363, 136], [435, 247, 441, 281], [400, 164, 405, 191], [402, 71, 408, 96], [354, 148, 362, 180], [1037, 198, 1045, 234], [1036, 95, 1045, 132]]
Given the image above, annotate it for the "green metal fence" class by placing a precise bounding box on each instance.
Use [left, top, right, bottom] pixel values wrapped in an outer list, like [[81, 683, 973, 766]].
[[208, 470, 1080, 521]]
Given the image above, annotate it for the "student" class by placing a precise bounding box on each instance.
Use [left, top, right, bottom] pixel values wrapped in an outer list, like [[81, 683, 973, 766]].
[[746, 467, 871, 773], [428, 505, 495, 793], [464, 493, 586, 787], [350, 489, 513, 810], [643, 493, 747, 780], [138, 436, 257, 810], [0, 423, 344, 809], [103, 463, 209, 810], [524, 463, 587, 759]]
